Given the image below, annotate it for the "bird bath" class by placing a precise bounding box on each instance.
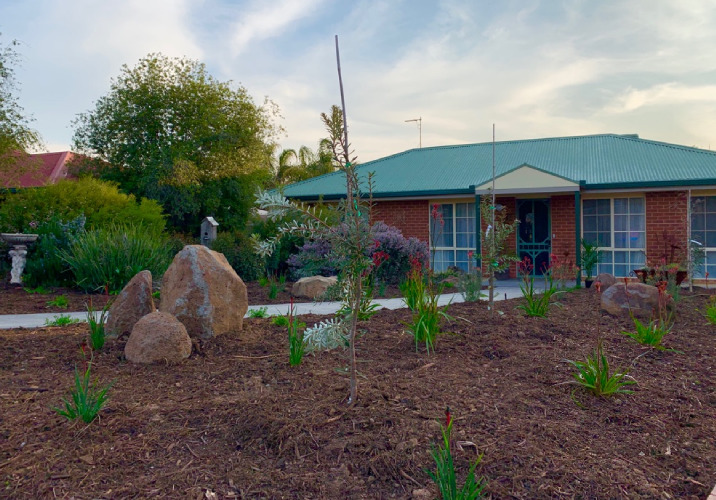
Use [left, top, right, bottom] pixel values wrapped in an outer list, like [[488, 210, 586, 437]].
[[1, 233, 39, 285]]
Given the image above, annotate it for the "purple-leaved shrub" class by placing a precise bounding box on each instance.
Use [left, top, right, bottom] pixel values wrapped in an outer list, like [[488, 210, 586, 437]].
[[287, 222, 428, 283]]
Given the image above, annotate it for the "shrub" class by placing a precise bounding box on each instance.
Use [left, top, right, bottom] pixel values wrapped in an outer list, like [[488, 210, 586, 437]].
[[210, 230, 264, 282], [287, 221, 428, 283], [62, 224, 172, 292], [0, 177, 166, 234], [23, 215, 86, 288]]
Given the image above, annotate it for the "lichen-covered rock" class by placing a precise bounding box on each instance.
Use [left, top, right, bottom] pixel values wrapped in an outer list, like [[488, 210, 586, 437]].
[[292, 276, 338, 299], [600, 282, 673, 318], [159, 245, 248, 339], [125, 311, 192, 364], [106, 270, 155, 339]]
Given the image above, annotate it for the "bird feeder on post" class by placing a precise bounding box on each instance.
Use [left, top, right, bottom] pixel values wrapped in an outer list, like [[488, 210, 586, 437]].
[[200, 216, 218, 248]]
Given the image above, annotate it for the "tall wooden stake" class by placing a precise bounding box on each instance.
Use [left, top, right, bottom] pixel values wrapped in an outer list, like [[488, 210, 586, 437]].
[[334, 35, 360, 406], [489, 124, 496, 315]]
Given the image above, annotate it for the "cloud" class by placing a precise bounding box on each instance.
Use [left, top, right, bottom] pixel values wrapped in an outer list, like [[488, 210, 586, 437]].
[[609, 83, 716, 113], [230, 0, 325, 56]]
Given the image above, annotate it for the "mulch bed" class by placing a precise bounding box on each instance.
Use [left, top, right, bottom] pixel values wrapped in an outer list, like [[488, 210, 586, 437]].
[[0, 288, 714, 498]]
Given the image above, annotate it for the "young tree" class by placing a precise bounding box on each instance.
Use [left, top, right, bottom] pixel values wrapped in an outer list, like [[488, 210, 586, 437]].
[[0, 34, 43, 186], [480, 194, 519, 315], [72, 53, 279, 231], [254, 104, 374, 405]]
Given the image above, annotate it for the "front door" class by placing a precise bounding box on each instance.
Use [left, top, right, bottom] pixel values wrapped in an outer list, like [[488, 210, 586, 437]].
[[517, 199, 551, 275]]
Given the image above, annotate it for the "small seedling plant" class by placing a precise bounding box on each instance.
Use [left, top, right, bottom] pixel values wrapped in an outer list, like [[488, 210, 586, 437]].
[[286, 299, 306, 366], [516, 257, 557, 317], [568, 340, 636, 396], [86, 299, 110, 351], [248, 307, 269, 318], [457, 251, 482, 302], [568, 282, 636, 397], [46, 294, 69, 308], [622, 281, 675, 350], [54, 354, 112, 423], [427, 408, 486, 499], [704, 295, 716, 325], [44, 314, 80, 327]]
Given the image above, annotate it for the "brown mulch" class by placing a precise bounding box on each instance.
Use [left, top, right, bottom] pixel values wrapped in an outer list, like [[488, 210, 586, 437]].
[[0, 289, 715, 498], [0, 282, 404, 315]]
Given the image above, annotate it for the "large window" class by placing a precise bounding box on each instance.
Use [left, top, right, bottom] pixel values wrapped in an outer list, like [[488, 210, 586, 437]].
[[582, 197, 646, 277], [430, 202, 475, 272], [690, 196, 716, 278]]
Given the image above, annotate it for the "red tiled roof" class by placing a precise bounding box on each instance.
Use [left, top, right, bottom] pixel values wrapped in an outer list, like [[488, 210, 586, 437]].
[[2, 151, 77, 188]]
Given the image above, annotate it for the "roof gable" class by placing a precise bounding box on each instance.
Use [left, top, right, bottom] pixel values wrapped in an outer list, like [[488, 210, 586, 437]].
[[475, 163, 579, 194]]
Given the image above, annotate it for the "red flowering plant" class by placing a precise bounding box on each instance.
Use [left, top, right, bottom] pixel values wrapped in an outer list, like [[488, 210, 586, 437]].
[[427, 407, 486, 499]]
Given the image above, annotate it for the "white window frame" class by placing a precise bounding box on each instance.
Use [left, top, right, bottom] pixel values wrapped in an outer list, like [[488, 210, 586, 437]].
[[429, 202, 476, 272], [690, 195, 716, 278], [582, 197, 646, 278]]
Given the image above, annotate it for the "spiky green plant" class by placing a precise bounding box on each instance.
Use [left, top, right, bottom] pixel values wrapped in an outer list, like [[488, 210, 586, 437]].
[[568, 341, 635, 396], [54, 362, 112, 423]]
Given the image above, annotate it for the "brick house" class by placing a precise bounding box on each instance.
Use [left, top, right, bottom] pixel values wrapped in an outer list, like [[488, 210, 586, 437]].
[[282, 134, 716, 281]]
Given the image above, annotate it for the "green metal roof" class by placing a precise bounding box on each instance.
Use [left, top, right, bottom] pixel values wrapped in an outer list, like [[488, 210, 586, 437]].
[[282, 134, 716, 200]]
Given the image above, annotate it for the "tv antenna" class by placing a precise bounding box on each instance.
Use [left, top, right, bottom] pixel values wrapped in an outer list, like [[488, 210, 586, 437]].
[[405, 117, 422, 148]]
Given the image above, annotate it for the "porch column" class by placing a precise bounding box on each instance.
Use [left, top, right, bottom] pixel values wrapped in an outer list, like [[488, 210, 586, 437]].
[[475, 194, 482, 269], [574, 190, 581, 288]]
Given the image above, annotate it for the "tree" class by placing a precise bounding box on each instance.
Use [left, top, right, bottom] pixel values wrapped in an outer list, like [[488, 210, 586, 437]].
[[72, 53, 280, 231], [0, 34, 43, 186], [255, 104, 375, 405], [269, 139, 335, 187]]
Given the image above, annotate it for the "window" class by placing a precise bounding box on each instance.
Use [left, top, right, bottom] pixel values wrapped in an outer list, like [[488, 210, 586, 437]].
[[430, 202, 475, 272], [582, 197, 646, 277], [690, 196, 716, 278]]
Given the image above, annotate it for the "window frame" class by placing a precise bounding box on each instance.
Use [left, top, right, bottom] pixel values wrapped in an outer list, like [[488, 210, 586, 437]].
[[429, 201, 476, 272], [690, 195, 716, 278], [581, 196, 646, 277]]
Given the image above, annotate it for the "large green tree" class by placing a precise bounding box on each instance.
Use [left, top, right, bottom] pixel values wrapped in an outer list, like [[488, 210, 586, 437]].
[[0, 34, 43, 186], [72, 53, 279, 231]]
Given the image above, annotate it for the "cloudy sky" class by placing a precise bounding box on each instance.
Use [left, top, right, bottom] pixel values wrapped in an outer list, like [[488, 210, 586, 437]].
[[2, 0, 716, 161]]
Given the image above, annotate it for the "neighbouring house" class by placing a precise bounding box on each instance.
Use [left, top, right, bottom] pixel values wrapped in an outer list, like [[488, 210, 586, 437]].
[[1, 151, 77, 189], [281, 133, 716, 281]]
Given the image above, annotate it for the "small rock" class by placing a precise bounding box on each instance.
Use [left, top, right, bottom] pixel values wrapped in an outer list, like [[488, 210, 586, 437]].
[[412, 488, 432, 500], [292, 276, 338, 299], [125, 311, 192, 364]]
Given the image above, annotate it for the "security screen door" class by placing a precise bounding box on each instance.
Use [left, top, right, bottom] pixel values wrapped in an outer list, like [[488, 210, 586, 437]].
[[517, 199, 551, 275]]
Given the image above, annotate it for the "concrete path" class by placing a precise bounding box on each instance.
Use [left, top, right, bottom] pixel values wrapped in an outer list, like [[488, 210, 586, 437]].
[[0, 279, 572, 330]]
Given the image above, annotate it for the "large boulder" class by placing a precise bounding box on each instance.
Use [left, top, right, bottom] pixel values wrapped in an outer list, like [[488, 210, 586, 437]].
[[601, 282, 674, 318], [594, 273, 617, 291], [159, 245, 248, 339], [105, 270, 155, 340], [292, 276, 338, 300], [125, 311, 192, 364]]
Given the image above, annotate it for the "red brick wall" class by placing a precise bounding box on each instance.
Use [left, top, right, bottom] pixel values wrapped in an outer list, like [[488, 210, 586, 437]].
[[551, 195, 577, 267], [645, 191, 688, 265], [372, 200, 429, 242]]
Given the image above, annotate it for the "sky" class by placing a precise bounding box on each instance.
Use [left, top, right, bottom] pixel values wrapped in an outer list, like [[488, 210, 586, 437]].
[[2, 0, 716, 162]]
